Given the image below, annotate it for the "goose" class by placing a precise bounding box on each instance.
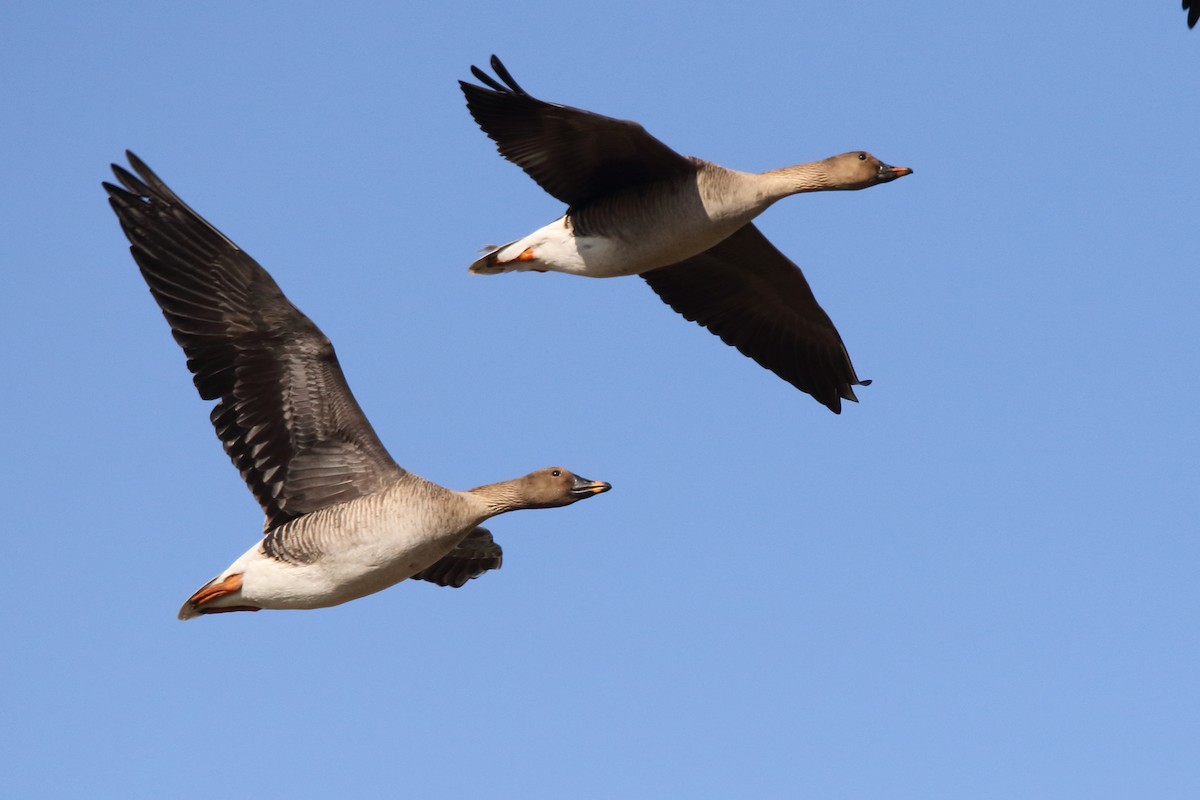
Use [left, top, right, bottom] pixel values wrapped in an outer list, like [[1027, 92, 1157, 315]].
[[461, 56, 912, 413], [104, 152, 611, 620]]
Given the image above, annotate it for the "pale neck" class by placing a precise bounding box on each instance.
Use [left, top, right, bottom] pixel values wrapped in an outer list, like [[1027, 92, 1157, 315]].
[[465, 480, 527, 516], [758, 160, 839, 197]]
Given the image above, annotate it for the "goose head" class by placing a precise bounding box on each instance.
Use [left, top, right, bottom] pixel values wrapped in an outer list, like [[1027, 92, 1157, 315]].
[[514, 467, 612, 509], [823, 151, 913, 190]]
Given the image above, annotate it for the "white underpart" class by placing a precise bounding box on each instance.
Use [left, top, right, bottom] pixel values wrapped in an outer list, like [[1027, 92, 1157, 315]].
[[483, 168, 785, 278], [188, 477, 486, 614]]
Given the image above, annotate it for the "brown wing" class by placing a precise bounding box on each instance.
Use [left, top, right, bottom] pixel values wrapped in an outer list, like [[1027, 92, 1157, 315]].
[[104, 152, 407, 531], [642, 223, 869, 413], [410, 528, 503, 588], [460, 55, 695, 208]]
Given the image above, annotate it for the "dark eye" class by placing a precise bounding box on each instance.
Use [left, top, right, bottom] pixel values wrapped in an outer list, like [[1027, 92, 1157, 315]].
[[858, 153, 866, 160], [551, 469, 561, 477]]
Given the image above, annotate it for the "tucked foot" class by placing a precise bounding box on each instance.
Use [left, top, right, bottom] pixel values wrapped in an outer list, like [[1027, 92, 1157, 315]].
[[179, 572, 258, 620], [469, 245, 538, 274]]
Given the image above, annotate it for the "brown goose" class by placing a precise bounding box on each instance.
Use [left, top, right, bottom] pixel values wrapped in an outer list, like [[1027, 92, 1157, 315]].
[[104, 152, 610, 619], [461, 56, 912, 413]]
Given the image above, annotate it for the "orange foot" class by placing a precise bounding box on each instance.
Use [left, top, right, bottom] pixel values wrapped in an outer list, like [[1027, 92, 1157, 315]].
[[185, 573, 259, 615], [496, 247, 536, 267]]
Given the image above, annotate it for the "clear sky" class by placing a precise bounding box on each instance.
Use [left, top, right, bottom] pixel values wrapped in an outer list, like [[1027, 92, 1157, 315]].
[[2, 2, 1196, 797]]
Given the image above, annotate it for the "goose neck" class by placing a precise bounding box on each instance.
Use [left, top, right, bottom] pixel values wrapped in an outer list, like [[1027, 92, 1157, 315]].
[[760, 161, 838, 196], [465, 480, 525, 516]]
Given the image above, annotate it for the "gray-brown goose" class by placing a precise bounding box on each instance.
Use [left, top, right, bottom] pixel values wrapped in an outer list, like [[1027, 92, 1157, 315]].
[[104, 152, 610, 619], [461, 56, 912, 413]]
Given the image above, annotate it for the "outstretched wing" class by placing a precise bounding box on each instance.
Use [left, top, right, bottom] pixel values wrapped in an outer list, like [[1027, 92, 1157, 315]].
[[105, 152, 407, 531], [642, 223, 869, 413], [460, 55, 695, 208], [410, 527, 503, 588]]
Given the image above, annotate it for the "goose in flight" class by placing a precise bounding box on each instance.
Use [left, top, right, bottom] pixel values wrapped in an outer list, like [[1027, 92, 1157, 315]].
[[104, 152, 610, 619], [461, 56, 912, 413]]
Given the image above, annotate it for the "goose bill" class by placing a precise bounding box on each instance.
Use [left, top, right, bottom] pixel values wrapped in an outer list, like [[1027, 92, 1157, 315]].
[[571, 476, 612, 497], [879, 163, 913, 181]]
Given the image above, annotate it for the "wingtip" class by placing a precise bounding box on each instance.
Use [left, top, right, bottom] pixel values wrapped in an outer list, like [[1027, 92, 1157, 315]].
[[836, 383, 862, 407], [125, 149, 146, 172], [488, 54, 522, 93], [109, 162, 147, 196], [123, 151, 162, 188], [466, 54, 525, 96], [825, 380, 869, 413]]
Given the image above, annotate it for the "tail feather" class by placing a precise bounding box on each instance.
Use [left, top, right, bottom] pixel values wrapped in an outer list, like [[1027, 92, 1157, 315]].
[[469, 242, 514, 274]]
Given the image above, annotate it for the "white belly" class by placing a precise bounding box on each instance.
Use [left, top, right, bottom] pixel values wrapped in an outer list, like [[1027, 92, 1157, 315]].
[[230, 511, 470, 610], [493, 212, 749, 279]]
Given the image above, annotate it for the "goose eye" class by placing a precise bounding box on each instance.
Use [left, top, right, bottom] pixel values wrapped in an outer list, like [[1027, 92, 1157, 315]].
[[858, 153, 866, 160], [551, 469, 561, 477]]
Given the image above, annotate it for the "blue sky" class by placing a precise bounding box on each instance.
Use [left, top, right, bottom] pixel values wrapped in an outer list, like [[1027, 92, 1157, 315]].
[[2, 2, 1196, 797]]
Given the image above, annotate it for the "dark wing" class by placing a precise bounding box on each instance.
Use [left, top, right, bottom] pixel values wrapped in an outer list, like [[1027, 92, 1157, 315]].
[[410, 528, 503, 588], [642, 223, 869, 413], [1187, 1, 1199, 29], [460, 55, 695, 208], [104, 152, 407, 531]]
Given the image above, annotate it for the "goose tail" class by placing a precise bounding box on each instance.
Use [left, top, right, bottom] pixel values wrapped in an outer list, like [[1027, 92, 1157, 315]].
[[469, 242, 515, 275]]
